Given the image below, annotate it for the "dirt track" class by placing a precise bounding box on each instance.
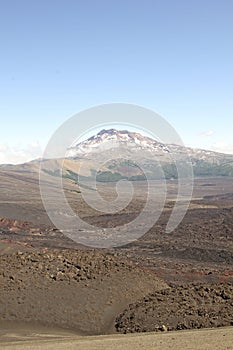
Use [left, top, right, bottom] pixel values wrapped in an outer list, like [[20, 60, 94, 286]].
[[0, 327, 232, 350]]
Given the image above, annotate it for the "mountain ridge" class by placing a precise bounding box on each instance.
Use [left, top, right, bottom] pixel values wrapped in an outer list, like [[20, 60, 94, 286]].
[[63, 129, 233, 181], [67, 128, 232, 161], [1, 129, 233, 180]]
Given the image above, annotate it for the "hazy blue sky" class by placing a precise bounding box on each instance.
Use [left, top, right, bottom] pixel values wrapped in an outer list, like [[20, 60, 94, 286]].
[[0, 0, 232, 163]]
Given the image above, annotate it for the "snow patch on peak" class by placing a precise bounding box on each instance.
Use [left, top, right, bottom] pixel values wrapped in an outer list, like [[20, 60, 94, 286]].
[[67, 129, 165, 157]]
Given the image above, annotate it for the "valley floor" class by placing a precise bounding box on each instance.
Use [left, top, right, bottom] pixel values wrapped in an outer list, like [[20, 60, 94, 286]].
[[0, 327, 233, 350]]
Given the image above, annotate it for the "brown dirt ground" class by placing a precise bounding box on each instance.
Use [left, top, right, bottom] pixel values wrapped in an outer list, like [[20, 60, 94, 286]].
[[0, 172, 232, 339], [0, 250, 167, 335], [0, 327, 233, 350]]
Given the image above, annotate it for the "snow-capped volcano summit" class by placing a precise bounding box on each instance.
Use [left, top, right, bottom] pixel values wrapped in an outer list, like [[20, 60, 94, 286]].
[[63, 128, 233, 180], [66, 128, 233, 166], [67, 129, 170, 157]]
